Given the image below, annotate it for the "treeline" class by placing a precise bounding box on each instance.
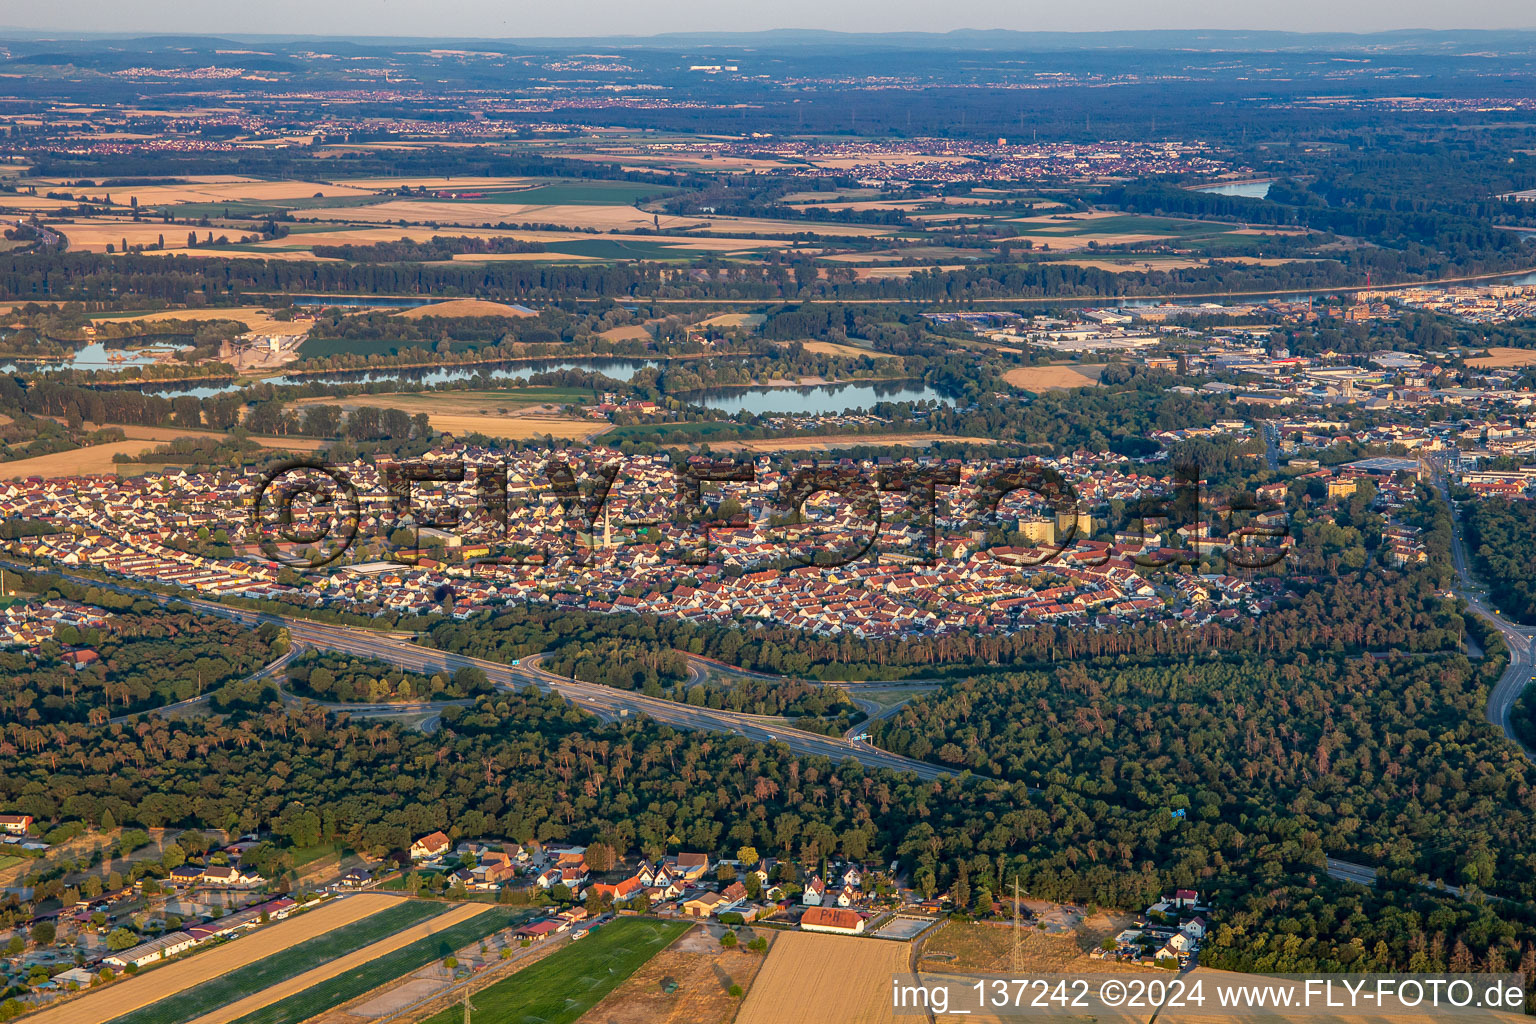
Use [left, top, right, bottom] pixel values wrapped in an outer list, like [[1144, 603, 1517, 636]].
[[310, 235, 547, 262], [1462, 498, 1536, 625], [0, 243, 1495, 309], [286, 652, 494, 703], [1103, 182, 1528, 262], [539, 635, 861, 731]]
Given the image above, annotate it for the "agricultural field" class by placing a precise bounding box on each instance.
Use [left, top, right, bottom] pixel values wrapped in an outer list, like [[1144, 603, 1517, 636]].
[[1004, 364, 1106, 392], [107, 899, 451, 1024], [393, 298, 536, 319], [1467, 346, 1536, 368], [918, 914, 1133, 975], [0, 428, 324, 480], [420, 917, 689, 1024], [215, 903, 512, 1024], [20, 893, 405, 1024], [91, 307, 314, 336], [0, 440, 207, 479], [448, 180, 679, 205], [287, 390, 608, 441], [574, 923, 773, 1024], [735, 931, 909, 1024]]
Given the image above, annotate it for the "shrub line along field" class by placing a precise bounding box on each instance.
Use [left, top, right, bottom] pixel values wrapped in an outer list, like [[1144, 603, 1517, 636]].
[[18, 893, 406, 1024], [420, 917, 689, 1024], [215, 904, 512, 1024], [105, 899, 453, 1024]]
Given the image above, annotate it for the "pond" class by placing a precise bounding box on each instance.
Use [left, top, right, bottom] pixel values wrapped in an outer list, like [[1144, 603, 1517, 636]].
[[1193, 180, 1273, 199]]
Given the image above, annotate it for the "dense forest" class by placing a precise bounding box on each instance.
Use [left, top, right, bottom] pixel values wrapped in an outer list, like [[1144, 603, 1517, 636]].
[[284, 651, 494, 704], [1463, 498, 1536, 625], [0, 602, 279, 725], [0, 680, 1531, 979]]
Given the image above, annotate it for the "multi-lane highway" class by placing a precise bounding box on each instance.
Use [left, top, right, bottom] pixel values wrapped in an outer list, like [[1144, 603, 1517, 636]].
[[1430, 467, 1536, 758], [6, 558, 958, 781]]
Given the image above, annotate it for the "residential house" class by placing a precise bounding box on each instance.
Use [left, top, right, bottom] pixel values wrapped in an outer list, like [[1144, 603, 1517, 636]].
[[0, 814, 32, 836], [801, 877, 827, 906], [410, 831, 451, 861]]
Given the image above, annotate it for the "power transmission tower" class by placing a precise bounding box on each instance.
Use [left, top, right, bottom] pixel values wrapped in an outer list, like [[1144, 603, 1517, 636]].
[[462, 989, 476, 1024]]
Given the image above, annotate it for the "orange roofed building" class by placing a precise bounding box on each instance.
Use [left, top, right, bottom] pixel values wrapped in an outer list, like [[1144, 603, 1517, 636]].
[[800, 906, 865, 934]]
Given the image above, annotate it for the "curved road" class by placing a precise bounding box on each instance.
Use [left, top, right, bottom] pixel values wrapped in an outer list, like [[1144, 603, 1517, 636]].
[[1431, 466, 1536, 758], [5, 559, 958, 781]]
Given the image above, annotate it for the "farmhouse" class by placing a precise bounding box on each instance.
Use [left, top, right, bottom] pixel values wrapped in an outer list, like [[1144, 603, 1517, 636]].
[[104, 930, 199, 968], [800, 907, 866, 935], [0, 814, 32, 836], [670, 852, 710, 881], [199, 864, 265, 887]]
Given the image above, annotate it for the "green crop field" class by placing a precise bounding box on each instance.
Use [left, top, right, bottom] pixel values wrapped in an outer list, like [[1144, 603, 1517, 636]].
[[107, 899, 451, 1024], [421, 918, 689, 1024], [225, 908, 524, 1024]]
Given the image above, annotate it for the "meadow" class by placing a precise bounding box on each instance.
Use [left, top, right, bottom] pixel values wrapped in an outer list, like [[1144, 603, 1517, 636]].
[[420, 918, 689, 1024]]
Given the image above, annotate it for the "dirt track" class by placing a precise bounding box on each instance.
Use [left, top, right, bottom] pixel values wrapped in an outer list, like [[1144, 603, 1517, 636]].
[[21, 894, 404, 1024]]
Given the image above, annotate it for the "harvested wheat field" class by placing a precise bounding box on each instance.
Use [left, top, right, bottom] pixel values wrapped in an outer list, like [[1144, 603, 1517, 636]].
[[800, 340, 873, 357], [69, 178, 378, 206], [600, 324, 653, 341], [19, 894, 403, 1024], [578, 925, 773, 1024], [92, 306, 314, 335], [104, 424, 327, 451], [180, 902, 495, 1024], [1005, 364, 1106, 392], [428, 410, 611, 441], [0, 440, 185, 479], [59, 218, 208, 253], [736, 931, 908, 1024], [1468, 346, 1536, 368], [393, 298, 536, 319]]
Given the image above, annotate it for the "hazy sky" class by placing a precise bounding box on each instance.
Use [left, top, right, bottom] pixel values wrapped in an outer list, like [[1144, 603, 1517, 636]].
[[3, 1, 1533, 38]]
